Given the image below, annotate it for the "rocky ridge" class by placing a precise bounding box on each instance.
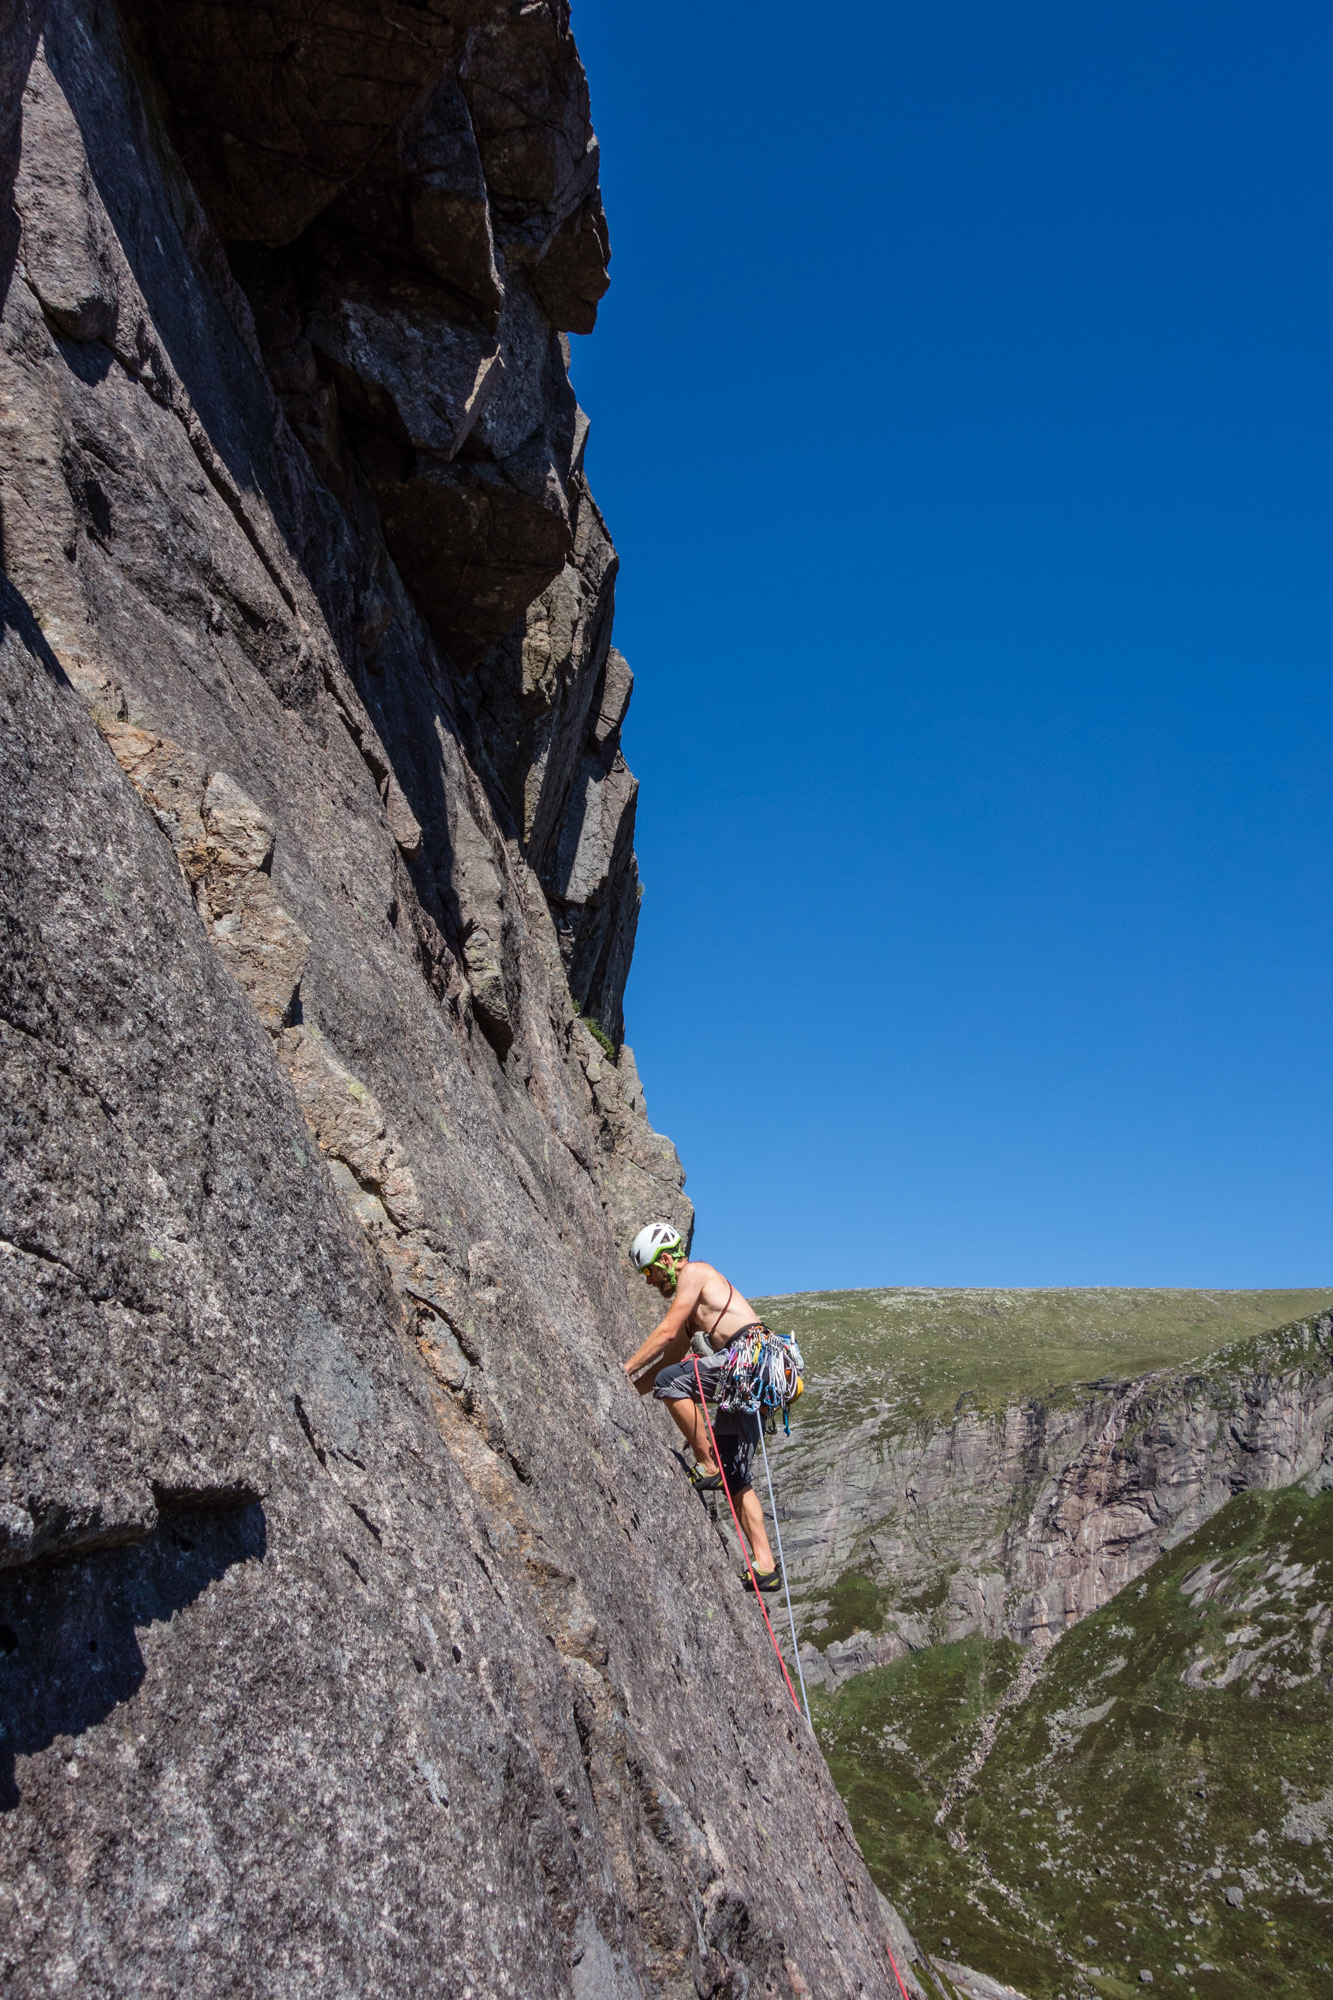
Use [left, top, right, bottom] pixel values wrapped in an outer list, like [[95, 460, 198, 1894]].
[[757, 1293, 1333, 1686], [0, 4, 902, 1993]]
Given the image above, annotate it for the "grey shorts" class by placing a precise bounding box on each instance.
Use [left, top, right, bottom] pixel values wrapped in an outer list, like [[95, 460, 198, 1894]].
[[654, 1354, 761, 1494], [653, 1352, 725, 1405], [651, 1323, 768, 1410]]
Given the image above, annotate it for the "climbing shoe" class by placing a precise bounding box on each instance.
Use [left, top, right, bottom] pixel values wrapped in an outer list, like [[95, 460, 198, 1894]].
[[743, 1566, 781, 1594], [688, 1463, 723, 1492]]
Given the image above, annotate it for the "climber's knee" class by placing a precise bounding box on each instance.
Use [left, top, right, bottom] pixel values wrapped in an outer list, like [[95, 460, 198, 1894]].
[[652, 1359, 697, 1401]]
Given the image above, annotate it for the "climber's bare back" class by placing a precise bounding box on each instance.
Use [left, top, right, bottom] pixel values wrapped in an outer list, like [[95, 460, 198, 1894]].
[[652, 1259, 757, 1349]]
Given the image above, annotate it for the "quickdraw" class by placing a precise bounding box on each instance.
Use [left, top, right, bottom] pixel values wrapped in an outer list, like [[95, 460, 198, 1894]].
[[715, 1325, 804, 1431]]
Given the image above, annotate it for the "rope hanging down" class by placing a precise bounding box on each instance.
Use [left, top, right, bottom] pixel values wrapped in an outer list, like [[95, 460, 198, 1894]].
[[691, 1354, 805, 1722], [885, 1944, 913, 2000], [695, 1363, 911, 1993], [757, 1420, 811, 1726]]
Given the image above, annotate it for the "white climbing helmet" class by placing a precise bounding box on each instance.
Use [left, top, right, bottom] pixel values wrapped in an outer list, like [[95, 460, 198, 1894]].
[[630, 1221, 683, 1272]]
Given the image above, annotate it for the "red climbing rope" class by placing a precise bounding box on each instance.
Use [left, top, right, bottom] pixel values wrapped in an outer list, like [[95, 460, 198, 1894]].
[[885, 1944, 913, 2000], [692, 1355, 803, 1718]]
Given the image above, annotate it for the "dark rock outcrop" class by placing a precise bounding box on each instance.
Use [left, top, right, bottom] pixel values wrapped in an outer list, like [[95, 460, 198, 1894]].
[[0, 4, 897, 1993]]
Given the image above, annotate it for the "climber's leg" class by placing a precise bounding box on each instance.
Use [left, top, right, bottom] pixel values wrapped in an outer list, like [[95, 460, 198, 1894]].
[[736, 1486, 775, 1575], [653, 1358, 720, 1472], [664, 1391, 717, 1471], [715, 1417, 775, 1574]]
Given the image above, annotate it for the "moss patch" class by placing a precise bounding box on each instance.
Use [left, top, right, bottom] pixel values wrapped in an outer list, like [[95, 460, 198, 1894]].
[[813, 1570, 889, 1650]]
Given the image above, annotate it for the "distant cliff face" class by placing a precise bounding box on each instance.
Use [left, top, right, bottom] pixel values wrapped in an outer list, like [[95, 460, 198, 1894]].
[[816, 1482, 1333, 1999], [760, 1291, 1333, 1998], [0, 6, 900, 1993], [759, 1291, 1333, 1684]]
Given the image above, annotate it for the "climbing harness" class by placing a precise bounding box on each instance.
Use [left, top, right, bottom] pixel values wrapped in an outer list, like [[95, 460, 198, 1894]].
[[714, 1324, 805, 1432], [691, 1352, 808, 1726], [757, 1419, 811, 1727]]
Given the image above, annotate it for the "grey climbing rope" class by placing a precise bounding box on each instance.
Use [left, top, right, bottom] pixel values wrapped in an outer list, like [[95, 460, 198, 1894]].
[[758, 1420, 811, 1728]]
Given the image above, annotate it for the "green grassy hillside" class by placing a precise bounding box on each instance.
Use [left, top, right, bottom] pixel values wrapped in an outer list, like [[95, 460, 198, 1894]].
[[755, 1289, 1333, 1992], [754, 1287, 1333, 1427], [754, 1288, 1333, 1657], [815, 1483, 1333, 2000]]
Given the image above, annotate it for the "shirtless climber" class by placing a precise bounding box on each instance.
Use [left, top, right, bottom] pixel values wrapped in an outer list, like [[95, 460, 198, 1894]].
[[621, 1223, 780, 1593]]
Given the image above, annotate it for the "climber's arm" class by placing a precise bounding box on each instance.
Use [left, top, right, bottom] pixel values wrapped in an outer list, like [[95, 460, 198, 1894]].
[[627, 1318, 693, 1395], [622, 1265, 703, 1391]]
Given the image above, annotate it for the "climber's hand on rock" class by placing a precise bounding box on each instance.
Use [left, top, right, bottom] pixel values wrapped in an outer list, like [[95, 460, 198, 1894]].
[[624, 1353, 658, 1397]]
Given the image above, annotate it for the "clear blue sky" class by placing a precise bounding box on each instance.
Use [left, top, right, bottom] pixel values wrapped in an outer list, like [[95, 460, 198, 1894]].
[[568, 0, 1333, 1296]]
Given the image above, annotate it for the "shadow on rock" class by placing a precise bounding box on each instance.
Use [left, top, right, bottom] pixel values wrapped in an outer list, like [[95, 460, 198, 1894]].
[[0, 572, 71, 682], [0, 1501, 266, 1808]]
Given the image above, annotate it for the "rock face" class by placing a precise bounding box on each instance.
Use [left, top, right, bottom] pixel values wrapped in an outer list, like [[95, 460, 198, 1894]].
[[0, 6, 899, 1993], [769, 1308, 1333, 1688]]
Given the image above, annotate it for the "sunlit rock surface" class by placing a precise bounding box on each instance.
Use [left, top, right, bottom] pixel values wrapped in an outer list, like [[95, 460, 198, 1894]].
[[0, 6, 900, 1992]]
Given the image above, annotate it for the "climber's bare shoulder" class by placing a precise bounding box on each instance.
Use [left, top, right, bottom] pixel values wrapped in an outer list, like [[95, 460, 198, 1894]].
[[683, 1262, 757, 1346]]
